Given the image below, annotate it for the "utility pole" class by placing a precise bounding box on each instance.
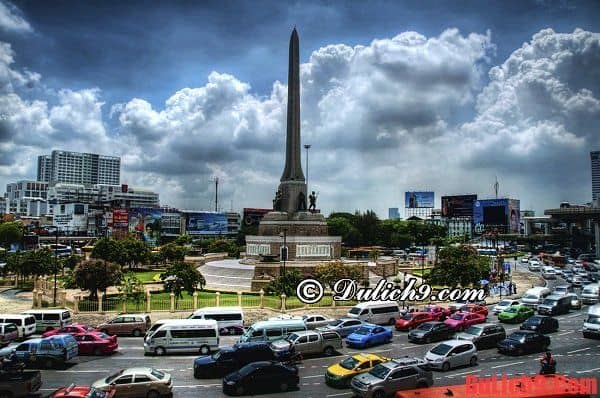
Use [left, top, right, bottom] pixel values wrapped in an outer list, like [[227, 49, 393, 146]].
[[214, 177, 219, 212]]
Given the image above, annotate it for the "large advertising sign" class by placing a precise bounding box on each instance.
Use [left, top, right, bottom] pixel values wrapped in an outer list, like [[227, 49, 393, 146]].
[[243, 208, 272, 227], [112, 209, 129, 228], [405, 192, 434, 208], [473, 199, 510, 234], [441, 195, 477, 218], [508, 199, 520, 234], [185, 212, 228, 235], [161, 213, 183, 236], [129, 208, 162, 247]]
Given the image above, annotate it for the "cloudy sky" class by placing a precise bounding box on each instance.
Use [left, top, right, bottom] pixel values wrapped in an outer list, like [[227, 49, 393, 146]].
[[1, 0, 599, 217]]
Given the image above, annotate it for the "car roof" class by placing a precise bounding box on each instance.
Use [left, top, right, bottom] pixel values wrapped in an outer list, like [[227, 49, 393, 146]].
[[353, 353, 385, 361], [120, 367, 155, 375], [434, 339, 473, 347]]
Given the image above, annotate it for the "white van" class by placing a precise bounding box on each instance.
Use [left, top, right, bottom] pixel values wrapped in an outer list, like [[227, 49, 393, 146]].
[[581, 284, 600, 305], [0, 314, 36, 338], [520, 287, 552, 309], [22, 309, 72, 333], [346, 301, 401, 325], [582, 304, 600, 339], [188, 306, 244, 334], [240, 319, 307, 343], [143, 319, 219, 356]]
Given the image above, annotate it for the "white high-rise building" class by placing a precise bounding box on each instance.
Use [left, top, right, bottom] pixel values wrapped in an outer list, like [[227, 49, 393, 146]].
[[592, 151, 600, 202], [37, 150, 120, 186]]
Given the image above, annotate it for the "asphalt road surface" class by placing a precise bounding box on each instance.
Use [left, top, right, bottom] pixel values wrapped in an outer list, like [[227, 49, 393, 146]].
[[23, 272, 600, 397]]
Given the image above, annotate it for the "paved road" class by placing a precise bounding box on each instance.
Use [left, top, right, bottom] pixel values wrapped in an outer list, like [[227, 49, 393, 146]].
[[26, 273, 600, 397]]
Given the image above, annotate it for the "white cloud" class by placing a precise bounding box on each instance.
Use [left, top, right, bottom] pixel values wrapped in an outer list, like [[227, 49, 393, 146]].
[[0, 1, 32, 33]]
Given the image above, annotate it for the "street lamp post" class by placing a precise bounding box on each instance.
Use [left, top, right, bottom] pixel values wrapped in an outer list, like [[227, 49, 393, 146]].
[[280, 229, 288, 278], [304, 144, 311, 189], [53, 226, 59, 307]]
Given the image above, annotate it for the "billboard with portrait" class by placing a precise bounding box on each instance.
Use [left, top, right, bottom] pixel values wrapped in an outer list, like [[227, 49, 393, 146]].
[[473, 199, 509, 234], [441, 195, 477, 218], [405, 192, 434, 208], [185, 211, 228, 235], [508, 199, 520, 234], [129, 208, 162, 247]]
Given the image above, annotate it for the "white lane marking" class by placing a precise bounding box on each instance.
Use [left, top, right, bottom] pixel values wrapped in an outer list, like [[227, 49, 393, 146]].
[[173, 384, 221, 388], [557, 331, 572, 336], [567, 347, 590, 354], [326, 393, 353, 397], [56, 370, 108, 373], [491, 361, 524, 369], [447, 369, 481, 377], [566, 313, 581, 318], [302, 375, 324, 379], [576, 367, 600, 374]]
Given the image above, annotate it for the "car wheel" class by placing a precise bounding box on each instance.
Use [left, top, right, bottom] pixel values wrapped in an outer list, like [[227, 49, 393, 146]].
[[200, 345, 210, 355], [93, 348, 102, 356], [442, 362, 450, 372], [469, 356, 477, 366], [389, 318, 395, 326], [280, 382, 289, 392], [146, 389, 160, 398], [373, 390, 385, 398], [154, 346, 166, 356], [132, 329, 142, 337], [324, 346, 335, 356]]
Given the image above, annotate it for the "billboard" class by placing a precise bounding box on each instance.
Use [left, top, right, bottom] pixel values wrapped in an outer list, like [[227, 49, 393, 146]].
[[441, 195, 477, 218], [405, 192, 434, 208], [161, 213, 183, 236], [129, 208, 162, 247], [185, 212, 228, 235], [508, 199, 520, 234], [243, 208, 272, 227], [473, 199, 510, 234], [112, 209, 129, 228]]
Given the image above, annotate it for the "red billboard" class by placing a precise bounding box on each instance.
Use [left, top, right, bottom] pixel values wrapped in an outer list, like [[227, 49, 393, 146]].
[[112, 208, 129, 228]]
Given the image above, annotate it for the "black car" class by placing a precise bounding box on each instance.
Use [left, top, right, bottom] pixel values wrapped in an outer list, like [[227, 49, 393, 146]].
[[497, 331, 551, 356], [194, 342, 274, 378], [456, 323, 506, 349], [520, 316, 559, 334], [407, 322, 454, 344], [223, 361, 299, 396]]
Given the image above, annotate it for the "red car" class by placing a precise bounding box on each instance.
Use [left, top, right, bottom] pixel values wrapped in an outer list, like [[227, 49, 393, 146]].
[[443, 312, 485, 331], [42, 323, 98, 338], [423, 305, 451, 321], [395, 312, 436, 331], [73, 332, 118, 355], [459, 304, 488, 317], [51, 384, 116, 398]]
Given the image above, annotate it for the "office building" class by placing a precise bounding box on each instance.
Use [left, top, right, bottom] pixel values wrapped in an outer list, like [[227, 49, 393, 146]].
[[592, 151, 600, 201], [47, 183, 159, 208], [38, 150, 120, 186], [4, 180, 49, 217]]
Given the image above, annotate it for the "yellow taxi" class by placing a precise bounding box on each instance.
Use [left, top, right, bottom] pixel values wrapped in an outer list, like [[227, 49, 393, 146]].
[[325, 353, 390, 388]]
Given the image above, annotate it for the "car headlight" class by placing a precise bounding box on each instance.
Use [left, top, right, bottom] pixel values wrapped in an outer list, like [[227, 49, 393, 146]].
[[226, 380, 235, 385], [434, 357, 444, 362], [531, 326, 537, 329]]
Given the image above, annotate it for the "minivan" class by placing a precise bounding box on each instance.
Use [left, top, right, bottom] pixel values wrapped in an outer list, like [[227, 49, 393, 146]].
[[0, 314, 36, 338], [581, 284, 600, 305], [347, 301, 401, 325], [537, 294, 571, 316], [240, 319, 307, 343], [520, 287, 551, 309], [22, 309, 72, 333], [144, 319, 219, 356], [189, 306, 244, 334], [0, 322, 19, 347]]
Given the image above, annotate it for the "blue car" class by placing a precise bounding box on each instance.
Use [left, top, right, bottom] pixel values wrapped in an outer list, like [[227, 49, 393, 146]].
[[345, 324, 393, 348]]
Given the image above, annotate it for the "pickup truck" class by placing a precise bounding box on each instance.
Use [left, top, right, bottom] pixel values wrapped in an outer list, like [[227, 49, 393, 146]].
[[0, 370, 42, 397], [270, 330, 343, 357]]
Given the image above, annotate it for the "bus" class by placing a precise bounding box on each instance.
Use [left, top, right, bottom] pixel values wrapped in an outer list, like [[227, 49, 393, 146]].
[[43, 244, 72, 257], [477, 248, 498, 256], [540, 253, 567, 268]]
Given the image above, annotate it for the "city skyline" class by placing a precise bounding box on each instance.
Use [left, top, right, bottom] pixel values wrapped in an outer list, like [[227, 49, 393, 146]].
[[1, 1, 599, 216]]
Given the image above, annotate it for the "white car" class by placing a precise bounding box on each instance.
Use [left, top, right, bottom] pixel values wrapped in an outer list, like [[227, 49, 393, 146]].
[[521, 258, 529, 263], [492, 299, 521, 315], [528, 261, 541, 272]]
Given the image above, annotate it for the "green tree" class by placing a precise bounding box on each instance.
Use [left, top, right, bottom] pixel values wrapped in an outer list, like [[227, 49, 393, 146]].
[[117, 272, 146, 310], [62, 254, 81, 271], [21, 248, 55, 278], [264, 270, 304, 296], [73, 259, 122, 300], [159, 243, 188, 263], [121, 237, 151, 269], [174, 234, 193, 245], [91, 237, 124, 265], [160, 261, 203, 299], [428, 245, 490, 288], [354, 210, 381, 246], [0, 222, 24, 249], [207, 239, 239, 258], [314, 261, 364, 289]]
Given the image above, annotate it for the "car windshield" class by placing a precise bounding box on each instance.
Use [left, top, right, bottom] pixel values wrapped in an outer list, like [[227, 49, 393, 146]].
[[329, 320, 343, 327], [523, 294, 537, 299], [286, 333, 300, 342], [150, 369, 165, 379], [340, 357, 360, 370], [349, 307, 361, 315], [542, 299, 557, 306], [430, 343, 453, 356], [96, 333, 110, 339], [526, 317, 541, 325], [416, 323, 434, 331], [239, 364, 258, 377], [464, 326, 483, 336], [585, 316, 600, 325], [498, 300, 512, 306], [507, 333, 527, 343], [353, 327, 370, 335], [401, 313, 413, 320], [86, 388, 107, 398], [105, 370, 124, 384], [368, 364, 390, 379], [505, 307, 518, 313], [450, 314, 464, 320]]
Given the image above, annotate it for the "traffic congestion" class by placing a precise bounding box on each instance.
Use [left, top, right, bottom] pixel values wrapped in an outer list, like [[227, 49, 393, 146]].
[[0, 256, 599, 398]]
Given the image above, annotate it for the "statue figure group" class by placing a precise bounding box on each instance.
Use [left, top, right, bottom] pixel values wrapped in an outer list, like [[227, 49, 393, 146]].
[[309, 191, 317, 211], [273, 189, 283, 211], [273, 188, 317, 212]]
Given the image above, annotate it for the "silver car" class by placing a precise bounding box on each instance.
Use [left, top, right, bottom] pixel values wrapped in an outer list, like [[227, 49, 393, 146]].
[[302, 314, 333, 329], [92, 367, 173, 398], [424, 340, 478, 371], [492, 299, 521, 315], [350, 357, 433, 398], [565, 293, 581, 309], [316, 318, 363, 337]]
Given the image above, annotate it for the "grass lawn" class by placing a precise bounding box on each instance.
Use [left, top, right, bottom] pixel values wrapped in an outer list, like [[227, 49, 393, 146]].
[[132, 270, 164, 283]]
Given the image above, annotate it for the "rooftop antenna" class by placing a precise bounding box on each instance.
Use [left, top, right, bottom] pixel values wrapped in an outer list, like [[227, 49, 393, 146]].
[[493, 176, 499, 199]]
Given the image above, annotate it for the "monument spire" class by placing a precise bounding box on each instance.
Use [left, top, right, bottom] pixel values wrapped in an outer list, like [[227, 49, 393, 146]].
[[281, 27, 305, 182]]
